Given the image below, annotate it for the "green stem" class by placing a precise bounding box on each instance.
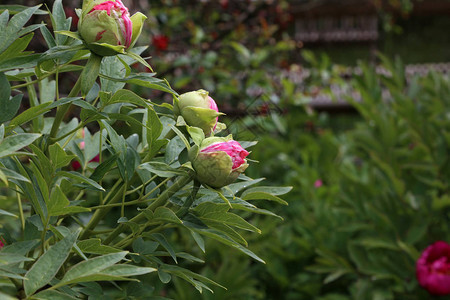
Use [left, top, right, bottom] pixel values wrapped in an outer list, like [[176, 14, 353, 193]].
[[79, 180, 124, 240], [16, 188, 25, 232], [49, 76, 82, 140], [176, 180, 201, 218], [103, 173, 194, 245]]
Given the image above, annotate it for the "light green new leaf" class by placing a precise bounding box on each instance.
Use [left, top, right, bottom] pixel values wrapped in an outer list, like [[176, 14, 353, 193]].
[[24, 229, 79, 296]]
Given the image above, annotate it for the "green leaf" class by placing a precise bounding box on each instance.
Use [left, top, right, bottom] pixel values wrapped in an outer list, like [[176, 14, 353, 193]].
[[49, 143, 76, 169], [56, 252, 128, 287], [1, 240, 39, 255], [0, 33, 34, 61], [161, 264, 227, 291], [190, 231, 205, 253], [99, 264, 156, 277], [0, 72, 22, 124], [56, 171, 105, 191], [0, 5, 42, 55], [241, 191, 288, 205], [107, 89, 149, 108], [0, 5, 47, 15], [151, 233, 178, 263], [124, 50, 152, 71], [0, 208, 17, 218], [224, 178, 265, 195], [139, 162, 187, 178], [89, 153, 119, 182], [48, 186, 90, 216], [184, 221, 265, 263], [54, 30, 81, 41], [77, 239, 123, 255], [194, 202, 260, 233], [187, 126, 205, 146], [153, 207, 183, 224], [99, 73, 177, 96], [24, 229, 79, 296], [0, 133, 40, 158], [33, 290, 78, 300], [132, 238, 159, 255], [240, 186, 292, 197], [0, 167, 30, 182], [7, 97, 81, 130]]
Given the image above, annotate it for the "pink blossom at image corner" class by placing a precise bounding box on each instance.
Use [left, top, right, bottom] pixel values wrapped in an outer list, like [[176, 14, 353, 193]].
[[416, 240, 450, 296]]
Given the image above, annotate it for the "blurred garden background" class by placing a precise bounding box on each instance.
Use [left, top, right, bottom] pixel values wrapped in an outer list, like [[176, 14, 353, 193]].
[[1, 0, 450, 299]]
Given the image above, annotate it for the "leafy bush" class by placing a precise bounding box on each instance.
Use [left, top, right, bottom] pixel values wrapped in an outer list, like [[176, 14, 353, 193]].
[[0, 2, 289, 299], [243, 58, 450, 299]]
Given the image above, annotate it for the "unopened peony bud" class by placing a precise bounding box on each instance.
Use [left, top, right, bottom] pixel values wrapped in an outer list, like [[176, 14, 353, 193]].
[[190, 137, 249, 188], [174, 90, 222, 135], [416, 241, 450, 296], [78, 0, 146, 56]]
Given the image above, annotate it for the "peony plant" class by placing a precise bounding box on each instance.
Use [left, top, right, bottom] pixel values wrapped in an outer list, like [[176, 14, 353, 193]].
[[0, 1, 289, 299]]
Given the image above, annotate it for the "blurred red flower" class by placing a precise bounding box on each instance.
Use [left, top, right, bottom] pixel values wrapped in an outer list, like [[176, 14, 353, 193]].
[[153, 35, 169, 51]]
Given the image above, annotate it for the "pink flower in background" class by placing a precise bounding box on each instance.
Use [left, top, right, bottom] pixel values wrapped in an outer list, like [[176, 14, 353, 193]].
[[416, 241, 450, 296], [0, 237, 4, 249], [314, 179, 323, 188], [201, 140, 249, 169]]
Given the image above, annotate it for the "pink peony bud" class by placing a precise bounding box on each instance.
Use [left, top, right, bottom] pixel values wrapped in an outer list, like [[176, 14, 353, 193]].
[[190, 136, 249, 188], [78, 0, 146, 56], [173, 90, 222, 135], [416, 241, 450, 296]]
